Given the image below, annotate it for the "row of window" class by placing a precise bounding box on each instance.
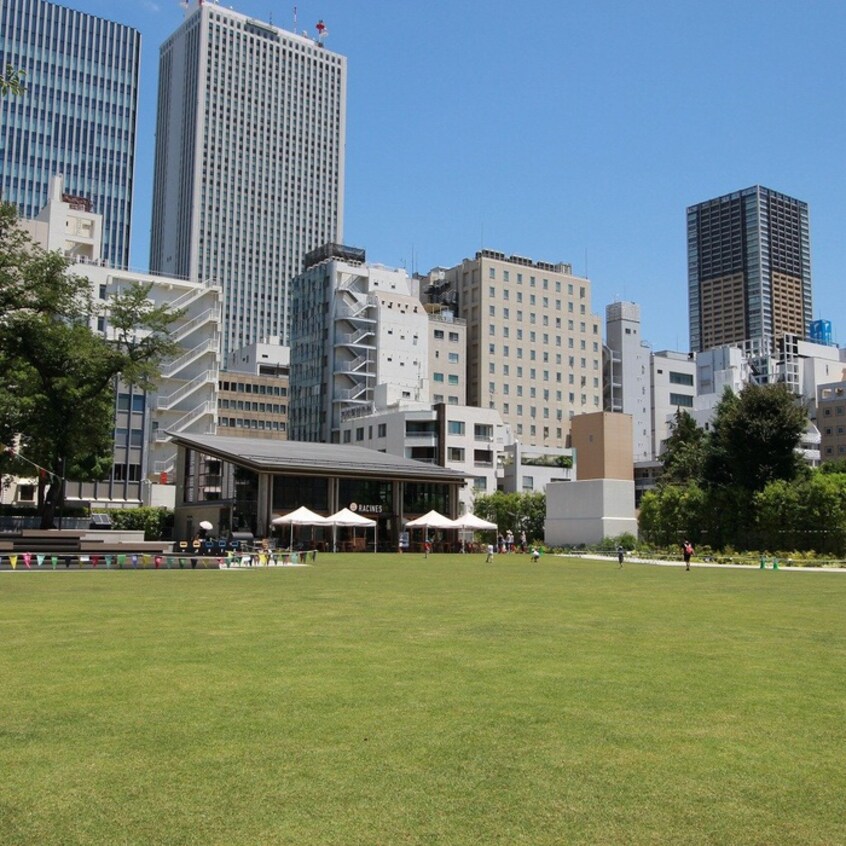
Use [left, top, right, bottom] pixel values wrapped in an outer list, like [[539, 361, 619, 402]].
[[217, 399, 286, 413], [487, 322, 598, 339], [218, 418, 286, 431], [218, 380, 287, 396], [486, 268, 585, 297]]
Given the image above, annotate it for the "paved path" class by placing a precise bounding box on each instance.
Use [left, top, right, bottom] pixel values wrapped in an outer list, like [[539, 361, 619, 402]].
[[571, 553, 846, 574]]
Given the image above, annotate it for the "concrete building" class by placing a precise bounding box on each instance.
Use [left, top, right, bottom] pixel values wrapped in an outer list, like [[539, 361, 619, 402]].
[[818, 382, 846, 462], [604, 301, 652, 461], [335, 401, 505, 513], [149, 3, 346, 357], [422, 250, 603, 448], [18, 176, 220, 510], [289, 245, 438, 443], [0, 0, 140, 268], [650, 351, 697, 457], [218, 341, 289, 440], [688, 186, 812, 354], [427, 305, 467, 407]]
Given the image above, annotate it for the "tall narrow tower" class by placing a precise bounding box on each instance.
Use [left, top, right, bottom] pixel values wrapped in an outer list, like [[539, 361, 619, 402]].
[[150, 3, 347, 358], [687, 186, 811, 353], [0, 0, 140, 268]]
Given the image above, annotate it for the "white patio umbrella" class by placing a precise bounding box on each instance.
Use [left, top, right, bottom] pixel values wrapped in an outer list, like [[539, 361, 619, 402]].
[[271, 506, 329, 549], [325, 507, 377, 553]]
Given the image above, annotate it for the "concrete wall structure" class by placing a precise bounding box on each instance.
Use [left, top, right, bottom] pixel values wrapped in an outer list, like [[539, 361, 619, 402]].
[[545, 479, 637, 546]]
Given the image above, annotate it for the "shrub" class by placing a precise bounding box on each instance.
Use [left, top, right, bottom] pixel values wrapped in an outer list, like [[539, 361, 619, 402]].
[[110, 506, 173, 541]]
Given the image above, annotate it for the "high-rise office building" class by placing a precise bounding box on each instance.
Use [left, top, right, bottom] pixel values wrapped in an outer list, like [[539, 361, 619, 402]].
[[150, 4, 346, 358], [687, 185, 812, 353], [0, 0, 140, 268]]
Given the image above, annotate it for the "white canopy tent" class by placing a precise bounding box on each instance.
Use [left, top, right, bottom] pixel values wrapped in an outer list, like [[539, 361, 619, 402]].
[[325, 507, 377, 553], [271, 506, 329, 549], [450, 513, 498, 531], [450, 512, 498, 553], [404, 510, 456, 529], [404, 509, 456, 553]]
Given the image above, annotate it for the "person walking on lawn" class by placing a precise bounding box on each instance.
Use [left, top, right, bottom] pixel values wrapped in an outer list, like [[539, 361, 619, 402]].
[[682, 539, 694, 571]]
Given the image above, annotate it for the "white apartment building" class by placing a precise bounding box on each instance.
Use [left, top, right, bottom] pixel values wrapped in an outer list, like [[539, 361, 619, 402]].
[[150, 3, 346, 357], [423, 250, 603, 448], [650, 350, 698, 456], [289, 245, 440, 443], [604, 301, 652, 461], [335, 400, 510, 514], [18, 176, 220, 509]]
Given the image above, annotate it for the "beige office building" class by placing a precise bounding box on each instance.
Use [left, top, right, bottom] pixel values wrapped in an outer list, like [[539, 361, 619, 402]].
[[423, 250, 603, 447]]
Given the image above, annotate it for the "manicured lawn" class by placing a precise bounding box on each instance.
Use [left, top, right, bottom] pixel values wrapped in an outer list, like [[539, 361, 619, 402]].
[[1, 554, 844, 845]]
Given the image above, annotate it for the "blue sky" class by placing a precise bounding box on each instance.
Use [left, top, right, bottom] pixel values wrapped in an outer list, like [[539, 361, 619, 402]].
[[64, 0, 846, 352]]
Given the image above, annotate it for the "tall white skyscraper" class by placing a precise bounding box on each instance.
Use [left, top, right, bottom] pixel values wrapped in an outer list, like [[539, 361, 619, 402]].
[[150, 3, 346, 357]]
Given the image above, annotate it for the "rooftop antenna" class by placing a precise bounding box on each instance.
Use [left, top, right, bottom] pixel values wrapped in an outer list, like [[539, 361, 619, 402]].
[[293, 5, 297, 30]]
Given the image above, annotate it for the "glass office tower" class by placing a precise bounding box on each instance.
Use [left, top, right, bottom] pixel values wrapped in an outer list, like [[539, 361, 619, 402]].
[[687, 186, 812, 353], [0, 0, 140, 269]]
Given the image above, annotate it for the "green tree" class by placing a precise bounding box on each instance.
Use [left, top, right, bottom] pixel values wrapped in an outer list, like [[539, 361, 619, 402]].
[[0, 64, 26, 96], [473, 490, 546, 542], [819, 458, 846, 475], [638, 482, 706, 547], [755, 472, 846, 555], [801, 472, 846, 555], [0, 203, 182, 527], [660, 409, 707, 486], [753, 479, 802, 551], [704, 383, 808, 494]]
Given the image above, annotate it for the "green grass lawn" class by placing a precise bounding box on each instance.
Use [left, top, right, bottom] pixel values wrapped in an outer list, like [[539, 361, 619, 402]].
[[1, 554, 844, 845]]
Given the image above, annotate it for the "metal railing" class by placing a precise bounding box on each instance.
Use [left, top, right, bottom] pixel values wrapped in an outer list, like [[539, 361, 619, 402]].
[[155, 370, 217, 410], [161, 337, 219, 378]]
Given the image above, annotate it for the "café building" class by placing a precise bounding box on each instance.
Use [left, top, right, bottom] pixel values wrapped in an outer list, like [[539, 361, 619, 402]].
[[169, 432, 466, 549]]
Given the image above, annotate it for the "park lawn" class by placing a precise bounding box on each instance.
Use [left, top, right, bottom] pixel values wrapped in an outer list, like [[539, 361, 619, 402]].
[[0, 554, 844, 846]]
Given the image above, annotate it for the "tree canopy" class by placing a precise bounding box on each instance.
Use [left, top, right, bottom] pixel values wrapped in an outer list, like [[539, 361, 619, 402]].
[[472, 491, 545, 542], [660, 409, 707, 487], [641, 383, 811, 550], [0, 202, 182, 527]]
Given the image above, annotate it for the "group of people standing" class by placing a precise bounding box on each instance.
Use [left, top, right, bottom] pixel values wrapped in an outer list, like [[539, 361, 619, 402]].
[[494, 529, 527, 554], [484, 529, 532, 563]]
